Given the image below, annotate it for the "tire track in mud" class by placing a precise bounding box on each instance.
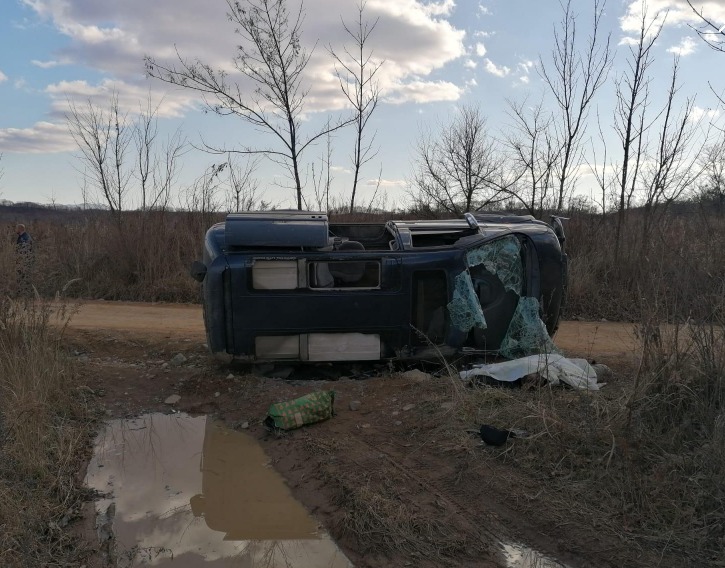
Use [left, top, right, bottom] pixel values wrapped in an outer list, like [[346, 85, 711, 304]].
[[360, 437, 573, 568]]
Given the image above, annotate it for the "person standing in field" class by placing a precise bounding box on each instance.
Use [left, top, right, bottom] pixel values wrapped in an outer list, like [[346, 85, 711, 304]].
[[15, 223, 34, 295]]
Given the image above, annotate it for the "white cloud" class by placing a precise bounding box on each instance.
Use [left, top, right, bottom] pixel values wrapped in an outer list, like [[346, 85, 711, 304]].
[[483, 58, 510, 77], [0, 121, 74, 153], [420, 0, 455, 17], [0, 70, 7, 83], [31, 58, 71, 69], [667, 36, 698, 56], [365, 178, 406, 188], [514, 60, 535, 86], [383, 79, 462, 104], [44, 79, 198, 119], [690, 105, 722, 123], [0, 78, 199, 153], [620, 1, 725, 33], [62, 22, 126, 44], [464, 59, 477, 69], [475, 42, 487, 57], [19, 0, 467, 117], [474, 30, 493, 38], [618, 36, 641, 46], [7, 0, 467, 155], [478, 3, 491, 16], [519, 60, 535, 72]]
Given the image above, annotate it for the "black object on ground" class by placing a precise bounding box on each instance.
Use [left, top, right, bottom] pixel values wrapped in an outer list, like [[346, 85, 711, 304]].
[[479, 424, 516, 446]]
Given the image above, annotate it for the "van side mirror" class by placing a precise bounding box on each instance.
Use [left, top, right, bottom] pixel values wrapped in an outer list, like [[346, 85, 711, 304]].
[[190, 260, 207, 282]]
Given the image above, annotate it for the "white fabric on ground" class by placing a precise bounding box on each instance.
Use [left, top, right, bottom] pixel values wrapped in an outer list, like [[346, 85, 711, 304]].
[[459, 354, 601, 391]]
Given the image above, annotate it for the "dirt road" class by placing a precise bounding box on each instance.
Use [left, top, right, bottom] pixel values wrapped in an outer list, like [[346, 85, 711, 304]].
[[65, 300, 639, 362], [64, 300, 205, 340]]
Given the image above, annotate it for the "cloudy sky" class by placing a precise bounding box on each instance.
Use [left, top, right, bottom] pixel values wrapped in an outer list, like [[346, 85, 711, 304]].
[[1, 0, 724, 208]]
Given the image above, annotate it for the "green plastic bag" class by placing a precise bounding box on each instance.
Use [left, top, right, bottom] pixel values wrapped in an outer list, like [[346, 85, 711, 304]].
[[265, 390, 336, 430]]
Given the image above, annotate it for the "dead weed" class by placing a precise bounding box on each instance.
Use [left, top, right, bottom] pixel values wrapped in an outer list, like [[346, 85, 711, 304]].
[[0, 298, 96, 568]]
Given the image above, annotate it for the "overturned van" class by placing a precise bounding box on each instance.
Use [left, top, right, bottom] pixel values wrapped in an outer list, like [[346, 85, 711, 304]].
[[192, 211, 568, 362]]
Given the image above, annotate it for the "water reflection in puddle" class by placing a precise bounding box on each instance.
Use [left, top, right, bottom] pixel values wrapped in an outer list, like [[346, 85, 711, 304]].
[[85, 413, 351, 567]]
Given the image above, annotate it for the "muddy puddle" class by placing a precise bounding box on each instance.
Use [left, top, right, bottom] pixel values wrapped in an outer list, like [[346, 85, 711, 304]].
[[85, 412, 351, 567]]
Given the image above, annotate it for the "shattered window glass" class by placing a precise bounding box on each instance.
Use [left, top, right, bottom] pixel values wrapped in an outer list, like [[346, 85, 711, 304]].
[[447, 235, 559, 357], [447, 271, 487, 332], [466, 235, 522, 295], [499, 297, 561, 359]]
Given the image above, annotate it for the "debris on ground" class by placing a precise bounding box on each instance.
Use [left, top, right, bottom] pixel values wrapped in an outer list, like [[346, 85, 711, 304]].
[[477, 425, 530, 446], [401, 369, 433, 382], [460, 354, 601, 390], [164, 394, 181, 405], [264, 390, 336, 431], [591, 363, 613, 379], [479, 425, 514, 446], [349, 400, 361, 411], [169, 353, 187, 366]]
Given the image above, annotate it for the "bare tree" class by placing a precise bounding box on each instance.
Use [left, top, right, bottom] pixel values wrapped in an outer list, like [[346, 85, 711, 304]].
[[588, 110, 611, 218], [504, 99, 560, 217], [412, 104, 508, 215], [135, 99, 186, 212], [330, 1, 383, 213], [540, 0, 612, 211], [638, 58, 701, 249], [363, 165, 385, 213], [66, 94, 186, 284], [145, 0, 353, 210], [310, 123, 334, 212], [687, 1, 725, 53], [67, 94, 186, 219], [698, 136, 725, 215], [687, 1, 725, 107], [67, 94, 132, 221], [183, 163, 227, 236], [612, 8, 664, 259], [226, 155, 263, 212]]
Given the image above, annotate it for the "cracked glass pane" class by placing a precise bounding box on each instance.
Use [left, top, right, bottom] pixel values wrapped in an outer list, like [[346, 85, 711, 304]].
[[499, 296, 560, 359], [447, 271, 487, 332], [466, 235, 522, 295]]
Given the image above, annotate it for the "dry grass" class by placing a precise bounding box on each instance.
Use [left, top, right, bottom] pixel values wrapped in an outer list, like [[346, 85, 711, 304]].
[[2, 209, 218, 302], [565, 209, 725, 321], [623, 317, 725, 560], [437, 316, 725, 565], [0, 296, 96, 568]]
